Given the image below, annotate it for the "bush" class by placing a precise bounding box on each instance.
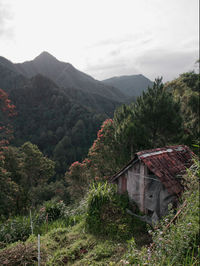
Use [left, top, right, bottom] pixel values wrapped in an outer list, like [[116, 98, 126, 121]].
[[0, 216, 33, 248], [0, 200, 68, 248], [38, 200, 66, 223], [85, 182, 138, 239]]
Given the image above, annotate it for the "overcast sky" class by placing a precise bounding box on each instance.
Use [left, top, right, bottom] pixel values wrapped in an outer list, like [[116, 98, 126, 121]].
[[0, 0, 199, 81]]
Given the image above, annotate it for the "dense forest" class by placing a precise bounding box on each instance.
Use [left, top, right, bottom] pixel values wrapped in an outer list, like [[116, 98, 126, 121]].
[[0, 62, 199, 265]]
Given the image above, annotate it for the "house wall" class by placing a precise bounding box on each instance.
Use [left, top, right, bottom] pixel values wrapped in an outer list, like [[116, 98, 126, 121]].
[[126, 162, 144, 210], [116, 161, 177, 222]]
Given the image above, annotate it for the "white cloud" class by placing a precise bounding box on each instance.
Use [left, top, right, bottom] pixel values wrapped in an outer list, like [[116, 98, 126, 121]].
[[0, 0, 13, 38]]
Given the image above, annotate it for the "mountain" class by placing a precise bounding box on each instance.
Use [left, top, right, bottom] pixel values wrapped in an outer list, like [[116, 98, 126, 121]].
[[0, 53, 124, 176], [13, 51, 126, 102], [0, 57, 27, 91], [7, 74, 113, 176], [102, 74, 153, 98]]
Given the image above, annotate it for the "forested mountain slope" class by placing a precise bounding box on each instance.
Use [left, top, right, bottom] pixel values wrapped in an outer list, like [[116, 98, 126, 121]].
[[0, 54, 124, 176], [8, 75, 117, 176]]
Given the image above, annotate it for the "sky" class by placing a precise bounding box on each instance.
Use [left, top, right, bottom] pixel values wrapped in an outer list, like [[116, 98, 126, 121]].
[[0, 0, 199, 81]]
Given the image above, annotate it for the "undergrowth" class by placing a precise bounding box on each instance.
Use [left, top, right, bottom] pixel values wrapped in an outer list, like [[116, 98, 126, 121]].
[[85, 182, 147, 240], [1, 161, 198, 265]]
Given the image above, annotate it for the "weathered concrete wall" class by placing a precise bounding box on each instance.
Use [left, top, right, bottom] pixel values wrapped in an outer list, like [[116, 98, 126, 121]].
[[119, 161, 177, 222], [126, 162, 142, 209]]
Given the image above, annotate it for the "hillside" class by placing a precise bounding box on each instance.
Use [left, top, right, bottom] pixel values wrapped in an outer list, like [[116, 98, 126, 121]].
[[0, 162, 199, 265], [0, 58, 27, 91], [7, 74, 118, 176], [102, 74, 153, 98]]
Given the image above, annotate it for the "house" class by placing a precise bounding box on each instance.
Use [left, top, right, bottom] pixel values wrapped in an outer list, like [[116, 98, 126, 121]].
[[109, 145, 194, 223]]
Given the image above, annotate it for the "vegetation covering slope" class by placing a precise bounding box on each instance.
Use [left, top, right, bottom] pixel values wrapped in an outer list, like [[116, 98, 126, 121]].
[[0, 160, 199, 265], [0, 54, 125, 177], [0, 66, 199, 265]]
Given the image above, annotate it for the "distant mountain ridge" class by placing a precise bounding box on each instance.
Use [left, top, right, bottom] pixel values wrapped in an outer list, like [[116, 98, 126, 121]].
[[102, 74, 153, 97], [12, 51, 125, 102]]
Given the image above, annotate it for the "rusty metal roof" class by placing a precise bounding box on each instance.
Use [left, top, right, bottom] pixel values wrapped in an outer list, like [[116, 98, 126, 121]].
[[110, 145, 194, 195]]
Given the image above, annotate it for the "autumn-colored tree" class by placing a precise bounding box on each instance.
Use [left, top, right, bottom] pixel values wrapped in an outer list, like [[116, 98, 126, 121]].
[[0, 88, 16, 152], [65, 118, 127, 201], [0, 89, 18, 218], [87, 119, 121, 179], [65, 160, 88, 201]]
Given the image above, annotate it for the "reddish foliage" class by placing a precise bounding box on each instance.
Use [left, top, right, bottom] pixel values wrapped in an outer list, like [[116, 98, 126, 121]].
[[0, 88, 16, 151], [0, 89, 16, 116]]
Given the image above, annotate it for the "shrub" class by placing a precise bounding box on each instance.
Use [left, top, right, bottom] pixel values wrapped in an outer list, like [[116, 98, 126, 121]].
[[85, 182, 139, 239], [38, 200, 66, 223], [0, 216, 33, 248], [0, 200, 68, 248]]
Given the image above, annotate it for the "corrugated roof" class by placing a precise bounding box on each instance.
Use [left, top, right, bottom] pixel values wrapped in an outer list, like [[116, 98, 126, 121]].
[[110, 145, 194, 195]]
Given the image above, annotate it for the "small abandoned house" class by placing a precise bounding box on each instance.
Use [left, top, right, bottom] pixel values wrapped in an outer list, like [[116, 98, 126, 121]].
[[110, 145, 194, 223]]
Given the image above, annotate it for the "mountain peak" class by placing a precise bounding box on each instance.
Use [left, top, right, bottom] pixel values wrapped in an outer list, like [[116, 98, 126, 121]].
[[34, 51, 58, 62]]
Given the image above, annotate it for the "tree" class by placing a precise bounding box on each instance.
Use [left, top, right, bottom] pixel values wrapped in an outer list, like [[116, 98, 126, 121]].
[[0, 163, 19, 218], [65, 161, 88, 201], [20, 142, 55, 189], [114, 78, 183, 155], [165, 72, 200, 146], [114, 104, 135, 159], [133, 77, 182, 148], [0, 88, 16, 153], [87, 119, 121, 179], [0, 89, 18, 218]]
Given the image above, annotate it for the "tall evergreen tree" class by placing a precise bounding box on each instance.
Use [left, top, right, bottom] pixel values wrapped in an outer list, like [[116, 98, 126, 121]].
[[114, 78, 183, 156]]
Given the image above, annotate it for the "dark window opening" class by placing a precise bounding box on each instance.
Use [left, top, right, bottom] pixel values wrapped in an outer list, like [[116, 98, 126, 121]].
[[147, 209, 154, 216], [147, 168, 154, 176]]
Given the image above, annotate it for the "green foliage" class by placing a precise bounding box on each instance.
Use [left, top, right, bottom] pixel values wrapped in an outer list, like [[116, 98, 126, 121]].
[[7, 74, 113, 177], [29, 180, 70, 207], [88, 119, 123, 179], [0, 216, 33, 247], [114, 104, 135, 159], [1, 142, 56, 216], [85, 182, 139, 240], [165, 71, 200, 146], [38, 200, 66, 222], [65, 160, 89, 201], [0, 200, 69, 248], [114, 78, 183, 156], [20, 141, 55, 188], [0, 166, 19, 219]]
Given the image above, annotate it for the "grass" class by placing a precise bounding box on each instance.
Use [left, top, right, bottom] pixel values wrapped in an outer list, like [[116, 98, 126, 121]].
[[35, 222, 129, 265]]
